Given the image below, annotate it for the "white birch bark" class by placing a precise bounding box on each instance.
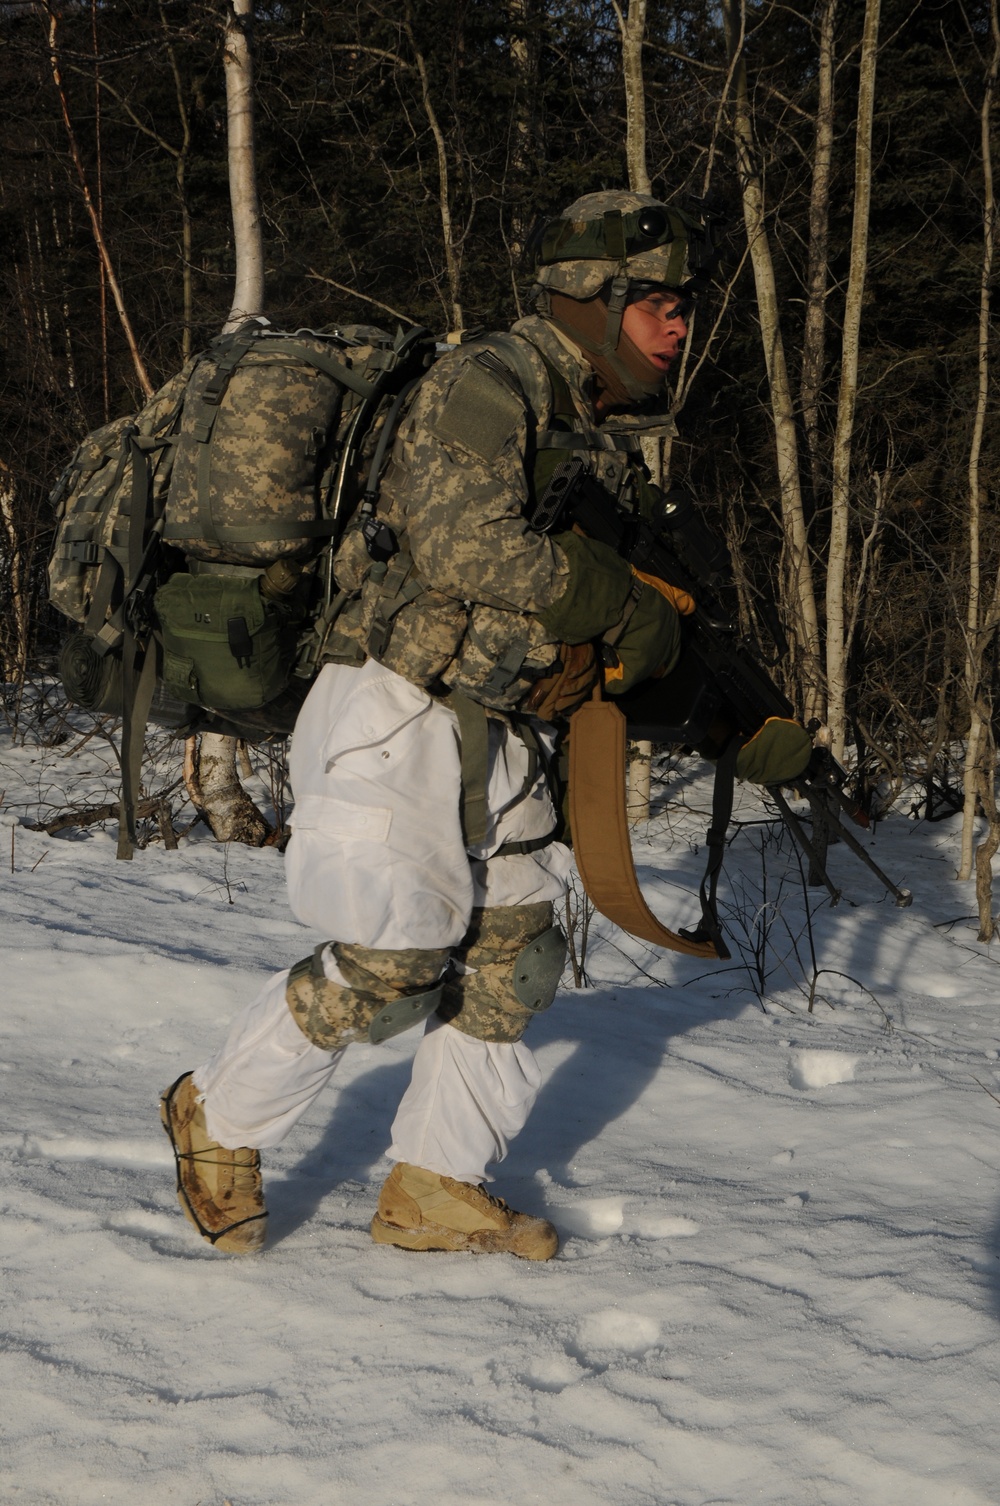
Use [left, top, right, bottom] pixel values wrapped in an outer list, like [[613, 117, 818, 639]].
[[195, 0, 269, 846], [0, 461, 29, 697], [959, 0, 1000, 884], [721, 0, 823, 722], [613, 0, 651, 196], [222, 0, 265, 330], [824, 0, 880, 761], [800, 0, 837, 498], [627, 741, 653, 825]]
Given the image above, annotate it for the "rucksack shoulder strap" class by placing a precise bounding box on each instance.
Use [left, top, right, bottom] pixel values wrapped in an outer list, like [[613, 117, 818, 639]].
[[478, 331, 611, 453], [252, 335, 380, 401], [471, 332, 553, 431]]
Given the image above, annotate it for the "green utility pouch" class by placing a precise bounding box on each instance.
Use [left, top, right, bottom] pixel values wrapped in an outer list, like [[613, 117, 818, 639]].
[[735, 716, 813, 787], [154, 572, 298, 711]]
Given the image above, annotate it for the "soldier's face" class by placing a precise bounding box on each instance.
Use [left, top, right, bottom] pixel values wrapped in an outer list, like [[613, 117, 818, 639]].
[[621, 290, 688, 373]]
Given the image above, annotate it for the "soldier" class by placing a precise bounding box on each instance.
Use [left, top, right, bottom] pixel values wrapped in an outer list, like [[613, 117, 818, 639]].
[[160, 189, 712, 1260]]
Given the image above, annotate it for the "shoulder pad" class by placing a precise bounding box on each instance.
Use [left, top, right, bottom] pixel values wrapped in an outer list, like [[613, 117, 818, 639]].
[[431, 352, 526, 463]]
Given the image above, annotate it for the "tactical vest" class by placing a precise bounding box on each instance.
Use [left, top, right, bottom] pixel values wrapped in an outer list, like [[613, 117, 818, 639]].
[[524, 342, 658, 529], [329, 323, 659, 712]]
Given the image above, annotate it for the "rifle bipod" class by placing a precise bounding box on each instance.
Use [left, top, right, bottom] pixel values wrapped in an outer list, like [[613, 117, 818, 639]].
[[768, 785, 912, 910]]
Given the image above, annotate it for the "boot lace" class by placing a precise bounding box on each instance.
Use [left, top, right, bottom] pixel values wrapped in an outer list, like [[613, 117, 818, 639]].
[[182, 1144, 261, 1195], [478, 1185, 512, 1213]]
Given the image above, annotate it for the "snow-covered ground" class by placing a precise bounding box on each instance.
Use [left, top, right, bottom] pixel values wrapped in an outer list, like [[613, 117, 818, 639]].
[[2, 701, 999, 1506]]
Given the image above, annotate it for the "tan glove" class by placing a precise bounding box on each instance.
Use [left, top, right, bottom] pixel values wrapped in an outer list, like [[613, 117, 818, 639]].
[[631, 567, 696, 617], [601, 579, 682, 694], [524, 642, 599, 721]]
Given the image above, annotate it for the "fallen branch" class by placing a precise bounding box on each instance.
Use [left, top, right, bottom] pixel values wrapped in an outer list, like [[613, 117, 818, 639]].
[[27, 779, 184, 837]]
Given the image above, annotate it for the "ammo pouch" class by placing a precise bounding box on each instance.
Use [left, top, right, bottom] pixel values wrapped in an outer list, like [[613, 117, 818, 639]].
[[154, 568, 301, 711]]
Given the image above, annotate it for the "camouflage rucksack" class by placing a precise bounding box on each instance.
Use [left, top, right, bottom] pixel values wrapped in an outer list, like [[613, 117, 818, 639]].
[[47, 318, 436, 853]]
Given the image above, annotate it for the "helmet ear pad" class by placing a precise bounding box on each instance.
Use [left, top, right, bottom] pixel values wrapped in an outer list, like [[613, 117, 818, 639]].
[[547, 288, 666, 405]]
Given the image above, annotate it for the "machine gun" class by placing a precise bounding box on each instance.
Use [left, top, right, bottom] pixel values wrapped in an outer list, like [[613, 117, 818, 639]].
[[528, 459, 911, 953]]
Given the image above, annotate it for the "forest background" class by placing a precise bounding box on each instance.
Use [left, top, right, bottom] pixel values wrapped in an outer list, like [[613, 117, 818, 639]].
[[0, 0, 998, 909]]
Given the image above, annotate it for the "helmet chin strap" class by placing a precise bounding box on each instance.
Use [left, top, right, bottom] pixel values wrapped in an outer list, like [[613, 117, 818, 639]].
[[547, 286, 666, 404], [602, 273, 630, 352]]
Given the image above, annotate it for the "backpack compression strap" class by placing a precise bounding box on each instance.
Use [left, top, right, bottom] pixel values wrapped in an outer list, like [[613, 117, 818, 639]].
[[116, 429, 171, 858]]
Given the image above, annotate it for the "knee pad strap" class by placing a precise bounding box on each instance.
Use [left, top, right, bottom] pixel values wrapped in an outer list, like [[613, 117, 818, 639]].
[[368, 986, 444, 1044]]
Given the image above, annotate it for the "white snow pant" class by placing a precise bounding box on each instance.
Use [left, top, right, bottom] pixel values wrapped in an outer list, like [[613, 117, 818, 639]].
[[194, 661, 573, 1184]]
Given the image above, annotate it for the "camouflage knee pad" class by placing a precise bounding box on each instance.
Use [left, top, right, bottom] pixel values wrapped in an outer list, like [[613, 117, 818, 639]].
[[436, 902, 567, 1044], [286, 942, 450, 1052]]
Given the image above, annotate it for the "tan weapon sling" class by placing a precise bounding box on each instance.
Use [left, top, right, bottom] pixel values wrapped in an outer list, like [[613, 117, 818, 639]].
[[568, 688, 721, 959]]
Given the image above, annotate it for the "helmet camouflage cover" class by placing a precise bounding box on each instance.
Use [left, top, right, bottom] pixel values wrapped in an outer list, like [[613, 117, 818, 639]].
[[533, 190, 713, 301]]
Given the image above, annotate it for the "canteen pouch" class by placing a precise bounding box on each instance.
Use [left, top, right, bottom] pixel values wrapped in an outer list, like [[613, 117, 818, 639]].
[[154, 573, 298, 711]]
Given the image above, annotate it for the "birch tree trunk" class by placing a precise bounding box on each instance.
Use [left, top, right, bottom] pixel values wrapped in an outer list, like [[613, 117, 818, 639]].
[[800, 0, 837, 503], [404, 2, 463, 331], [824, 0, 880, 760], [721, 0, 823, 722], [615, 0, 653, 817], [222, 0, 264, 330], [614, 0, 650, 196], [506, 0, 540, 311], [0, 461, 30, 721], [188, 0, 269, 847], [959, 0, 1000, 887]]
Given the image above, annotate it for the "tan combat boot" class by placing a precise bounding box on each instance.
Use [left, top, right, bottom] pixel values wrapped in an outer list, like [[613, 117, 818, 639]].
[[371, 1162, 558, 1260], [160, 1072, 268, 1254]]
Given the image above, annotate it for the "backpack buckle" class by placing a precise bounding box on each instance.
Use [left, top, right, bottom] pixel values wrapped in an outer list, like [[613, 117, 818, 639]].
[[67, 540, 101, 565]]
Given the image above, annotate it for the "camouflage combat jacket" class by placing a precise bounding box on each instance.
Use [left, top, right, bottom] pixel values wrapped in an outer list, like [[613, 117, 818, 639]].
[[330, 314, 676, 711]]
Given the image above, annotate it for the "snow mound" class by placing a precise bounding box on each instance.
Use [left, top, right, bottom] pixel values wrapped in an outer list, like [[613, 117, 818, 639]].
[[576, 1307, 661, 1356], [789, 1050, 859, 1089]]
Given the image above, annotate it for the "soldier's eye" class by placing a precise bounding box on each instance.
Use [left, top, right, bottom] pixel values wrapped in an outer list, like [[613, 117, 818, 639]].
[[636, 295, 692, 322]]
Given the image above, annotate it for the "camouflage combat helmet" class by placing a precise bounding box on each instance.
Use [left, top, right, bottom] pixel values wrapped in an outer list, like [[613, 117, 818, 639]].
[[532, 189, 716, 401], [533, 190, 711, 301]]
